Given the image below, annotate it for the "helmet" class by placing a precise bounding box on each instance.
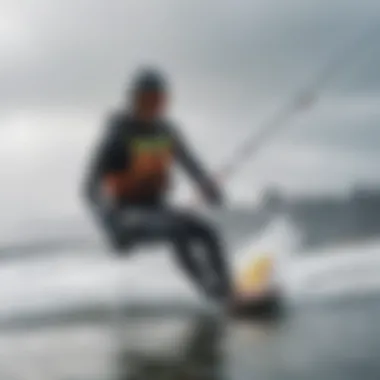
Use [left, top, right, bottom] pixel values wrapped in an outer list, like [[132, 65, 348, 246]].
[[130, 67, 168, 95]]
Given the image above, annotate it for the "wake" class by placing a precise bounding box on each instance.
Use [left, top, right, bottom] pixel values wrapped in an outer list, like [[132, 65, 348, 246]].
[[236, 215, 380, 302]]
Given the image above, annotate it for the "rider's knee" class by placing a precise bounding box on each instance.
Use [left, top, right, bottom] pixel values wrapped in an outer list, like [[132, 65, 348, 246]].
[[189, 217, 220, 242]]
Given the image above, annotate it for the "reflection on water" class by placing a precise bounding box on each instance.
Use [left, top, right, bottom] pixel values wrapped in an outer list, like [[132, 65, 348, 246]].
[[0, 311, 227, 380], [115, 315, 224, 380], [0, 296, 380, 380]]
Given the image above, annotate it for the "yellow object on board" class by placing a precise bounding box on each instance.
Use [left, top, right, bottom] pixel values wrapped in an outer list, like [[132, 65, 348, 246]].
[[236, 254, 273, 294]]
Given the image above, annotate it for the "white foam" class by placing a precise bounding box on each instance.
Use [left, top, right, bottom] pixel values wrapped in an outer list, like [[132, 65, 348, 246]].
[[1, 216, 380, 319], [234, 216, 380, 301]]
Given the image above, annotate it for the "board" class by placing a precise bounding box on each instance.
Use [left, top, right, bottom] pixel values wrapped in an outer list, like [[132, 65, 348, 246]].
[[230, 253, 285, 319]]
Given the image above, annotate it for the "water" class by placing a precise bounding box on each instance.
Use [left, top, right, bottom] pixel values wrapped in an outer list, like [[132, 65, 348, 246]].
[[0, 217, 380, 379], [0, 296, 379, 380]]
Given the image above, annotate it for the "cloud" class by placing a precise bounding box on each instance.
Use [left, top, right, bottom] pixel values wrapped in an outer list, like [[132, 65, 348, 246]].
[[1, 0, 380, 224], [1, 0, 380, 110]]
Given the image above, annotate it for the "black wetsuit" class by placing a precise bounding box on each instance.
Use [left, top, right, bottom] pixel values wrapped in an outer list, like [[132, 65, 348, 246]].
[[83, 111, 231, 301]]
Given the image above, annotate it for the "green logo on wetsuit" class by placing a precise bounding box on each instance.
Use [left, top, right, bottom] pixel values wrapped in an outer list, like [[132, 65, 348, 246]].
[[129, 137, 174, 175], [131, 137, 172, 153]]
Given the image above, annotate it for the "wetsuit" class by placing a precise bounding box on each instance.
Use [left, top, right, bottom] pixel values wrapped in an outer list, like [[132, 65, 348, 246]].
[[83, 111, 231, 301]]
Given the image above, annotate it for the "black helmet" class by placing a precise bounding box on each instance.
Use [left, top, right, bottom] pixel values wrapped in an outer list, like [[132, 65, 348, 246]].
[[130, 67, 168, 95]]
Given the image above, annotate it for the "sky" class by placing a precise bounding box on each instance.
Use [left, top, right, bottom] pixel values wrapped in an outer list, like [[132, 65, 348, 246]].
[[1, 0, 380, 227]]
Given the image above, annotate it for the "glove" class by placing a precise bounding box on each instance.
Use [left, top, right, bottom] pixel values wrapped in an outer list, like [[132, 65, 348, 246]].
[[203, 181, 224, 206]]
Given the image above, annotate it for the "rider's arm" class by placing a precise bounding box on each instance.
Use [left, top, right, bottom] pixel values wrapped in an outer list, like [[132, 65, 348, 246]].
[[82, 114, 129, 249], [172, 127, 223, 205], [83, 114, 122, 206]]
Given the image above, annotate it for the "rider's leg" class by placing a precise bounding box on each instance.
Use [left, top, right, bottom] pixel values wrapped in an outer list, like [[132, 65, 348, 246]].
[[167, 209, 233, 302]]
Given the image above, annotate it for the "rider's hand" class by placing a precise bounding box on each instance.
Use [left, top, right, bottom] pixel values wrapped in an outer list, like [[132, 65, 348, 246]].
[[190, 184, 224, 207], [203, 181, 224, 206]]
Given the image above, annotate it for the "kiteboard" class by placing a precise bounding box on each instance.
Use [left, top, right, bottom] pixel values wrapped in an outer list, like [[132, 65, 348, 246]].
[[229, 252, 284, 319]]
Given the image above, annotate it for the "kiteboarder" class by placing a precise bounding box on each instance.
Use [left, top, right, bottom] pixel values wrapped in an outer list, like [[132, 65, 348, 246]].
[[83, 67, 232, 304]]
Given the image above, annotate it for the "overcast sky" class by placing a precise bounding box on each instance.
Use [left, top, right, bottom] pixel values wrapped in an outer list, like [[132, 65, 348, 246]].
[[1, 0, 380, 226]]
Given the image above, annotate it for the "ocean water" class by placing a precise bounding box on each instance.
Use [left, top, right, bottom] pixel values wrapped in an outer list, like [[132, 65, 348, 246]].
[[0, 295, 379, 380], [0, 217, 379, 379]]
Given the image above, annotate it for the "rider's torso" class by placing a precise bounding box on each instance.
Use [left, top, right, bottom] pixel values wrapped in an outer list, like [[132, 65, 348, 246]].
[[104, 113, 176, 203]]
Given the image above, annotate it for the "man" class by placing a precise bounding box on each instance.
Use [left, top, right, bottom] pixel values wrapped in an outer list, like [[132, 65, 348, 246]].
[[83, 67, 232, 304]]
